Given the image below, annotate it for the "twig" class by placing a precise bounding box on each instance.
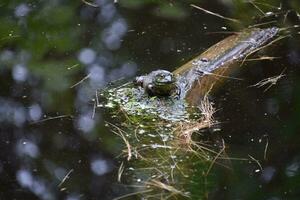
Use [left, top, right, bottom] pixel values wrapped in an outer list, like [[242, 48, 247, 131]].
[[118, 162, 124, 182], [146, 180, 189, 197], [264, 137, 269, 160], [244, 56, 280, 61], [200, 70, 243, 81], [248, 1, 265, 16], [253, 1, 280, 9], [248, 20, 277, 28], [191, 4, 240, 23], [108, 122, 132, 161], [249, 68, 286, 92], [58, 169, 74, 187], [70, 73, 91, 88], [206, 139, 225, 176], [241, 35, 288, 67], [30, 115, 73, 124], [113, 189, 153, 200], [205, 31, 239, 35], [248, 155, 262, 170], [67, 64, 79, 70], [81, 0, 99, 7]]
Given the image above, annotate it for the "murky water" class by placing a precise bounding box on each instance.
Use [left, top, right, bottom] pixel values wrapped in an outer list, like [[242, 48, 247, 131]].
[[0, 0, 300, 199]]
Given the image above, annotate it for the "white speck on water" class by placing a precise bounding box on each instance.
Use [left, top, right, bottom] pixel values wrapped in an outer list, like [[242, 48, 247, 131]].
[[265, 12, 274, 16]]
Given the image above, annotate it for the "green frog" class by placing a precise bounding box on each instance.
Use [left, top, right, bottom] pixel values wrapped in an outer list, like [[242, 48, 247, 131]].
[[134, 70, 178, 96]]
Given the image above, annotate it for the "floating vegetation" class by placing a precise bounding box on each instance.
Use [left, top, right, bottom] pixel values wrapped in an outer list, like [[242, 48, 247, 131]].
[[99, 83, 190, 122], [101, 87, 227, 199]]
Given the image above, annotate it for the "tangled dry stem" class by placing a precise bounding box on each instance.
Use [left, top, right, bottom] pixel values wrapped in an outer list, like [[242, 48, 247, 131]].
[[178, 95, 216, 145], [249, 70, 285, 92]]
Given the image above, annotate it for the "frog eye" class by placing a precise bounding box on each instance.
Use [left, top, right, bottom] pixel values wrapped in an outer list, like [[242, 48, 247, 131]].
[[155, 73, 173, 83]]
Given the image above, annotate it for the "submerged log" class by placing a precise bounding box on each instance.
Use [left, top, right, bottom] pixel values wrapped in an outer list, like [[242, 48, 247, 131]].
[[174, 27, 279, 105], [134, 28, 278, 106]]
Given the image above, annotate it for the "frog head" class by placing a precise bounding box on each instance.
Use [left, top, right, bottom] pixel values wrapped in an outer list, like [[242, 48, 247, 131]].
[[134, 70, 177, 96]]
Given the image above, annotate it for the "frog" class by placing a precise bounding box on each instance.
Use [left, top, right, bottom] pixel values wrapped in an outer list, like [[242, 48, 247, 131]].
[[134, 70, 178, 96]]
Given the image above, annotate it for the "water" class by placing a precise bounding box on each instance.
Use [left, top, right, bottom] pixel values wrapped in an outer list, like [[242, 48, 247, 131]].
[[0, 0, 300, 199]]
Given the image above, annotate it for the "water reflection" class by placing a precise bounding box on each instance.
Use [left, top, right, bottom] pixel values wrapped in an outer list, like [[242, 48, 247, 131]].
[[16, 169, 54, 200], [14, 3, 31, 18], [90, 158, 112, 176], [16, 139, 40, 158], [78, 48, 96, 65], [12, 64, 28, 82]]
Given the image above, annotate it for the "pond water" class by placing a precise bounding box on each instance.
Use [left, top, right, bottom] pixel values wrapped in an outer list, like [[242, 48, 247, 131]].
[[0, 0, 300, 199]]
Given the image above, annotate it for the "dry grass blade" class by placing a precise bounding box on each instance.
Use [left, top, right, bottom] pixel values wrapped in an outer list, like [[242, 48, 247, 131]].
[[248, 155, 263, 170], [248, 0, 265, 16], [108, 122, 132, 161], [82, 0, 99, 7], [70, 73, 91, 88], [191, 4, 240, 23], [241, 35, 288, 66], [248, 20, 277, 28], [113, 189, 153, 200], [200, 70, 243, 80], [67, 63, 79, 70], [253, 1, 280, 9], [264, 137, 269, 160], [118, 162, 125, 182], [30, 115, 73, 124], [245, 56, 281, 61], [58, 169, 74, 187], [146, 180, 189, 198], [206, 139, 226, 176]]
